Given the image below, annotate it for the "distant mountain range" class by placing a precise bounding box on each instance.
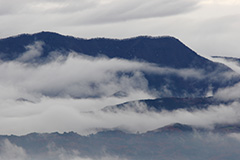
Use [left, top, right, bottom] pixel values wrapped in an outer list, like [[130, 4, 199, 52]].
[[1, 123, 240, 160]]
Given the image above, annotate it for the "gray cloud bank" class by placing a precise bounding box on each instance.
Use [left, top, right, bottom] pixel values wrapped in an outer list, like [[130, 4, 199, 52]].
[[0, 0, 198, 24]]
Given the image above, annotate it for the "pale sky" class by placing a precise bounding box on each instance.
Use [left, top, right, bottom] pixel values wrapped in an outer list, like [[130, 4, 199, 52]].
[[0, 0, 240, 57]]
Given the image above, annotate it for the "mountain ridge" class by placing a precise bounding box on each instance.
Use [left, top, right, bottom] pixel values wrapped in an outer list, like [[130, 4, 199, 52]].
[[0, 31, 224, 69], [102, 96, 236, 112], [0, 31, 239, 97], [1, 123, 240, 160]]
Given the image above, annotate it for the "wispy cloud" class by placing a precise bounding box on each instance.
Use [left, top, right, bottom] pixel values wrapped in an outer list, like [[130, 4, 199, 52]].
[[210, 57, 240, 74], [214, 82, 240, 101], [72, 0, 199, 24], [16, 41, 44, 62], [0, 0, 198, 23], [0, 139, 129, 160], [0, 139, 28, 160]]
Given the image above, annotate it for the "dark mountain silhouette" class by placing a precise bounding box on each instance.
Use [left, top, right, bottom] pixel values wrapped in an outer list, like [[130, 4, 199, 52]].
[[0, 32, 239, 97], [103, 97, 236, 112], [0, 31, 232, 70]]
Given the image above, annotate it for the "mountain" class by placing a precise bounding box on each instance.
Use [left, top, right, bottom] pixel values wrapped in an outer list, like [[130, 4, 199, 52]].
[[102, 97, 236, 112], [1, 32, 240, 160], [1, 123, 240, 160], [0, 32, 239, 97], [0, 32, 228, 69]]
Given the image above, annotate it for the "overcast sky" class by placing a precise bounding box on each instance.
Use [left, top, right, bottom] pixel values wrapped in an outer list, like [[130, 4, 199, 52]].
[[0, 0, 239, 57]]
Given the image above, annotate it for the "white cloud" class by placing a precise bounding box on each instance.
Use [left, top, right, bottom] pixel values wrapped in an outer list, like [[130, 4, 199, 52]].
[[97, 101, 240, 133], [16, 41, 44, 62], [214, 82, 240, 101], [228, 133, 240, 142], [0, 48, 206, 101], [0, 139, 28, 160], [209, 57, 240, 74], [1, 94, 240, 135]]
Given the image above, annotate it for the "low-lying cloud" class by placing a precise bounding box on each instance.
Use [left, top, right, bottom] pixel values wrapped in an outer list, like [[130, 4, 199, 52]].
[[0, 139, 128, 160], [1, 94, 240, 135], [0, 139, 28, 160], [99, 101, 240, 133], [0, 41, 239, 135], [0, 41, 206, 101], [210, 56, 240, 74], [214, 82, 240, 101]]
